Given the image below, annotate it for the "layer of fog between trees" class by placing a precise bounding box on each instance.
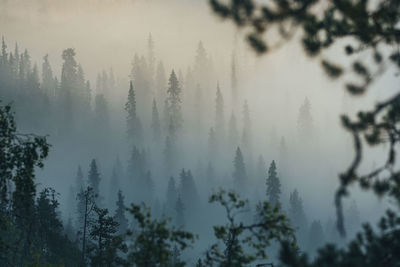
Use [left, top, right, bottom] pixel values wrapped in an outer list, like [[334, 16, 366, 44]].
[[0, 0, 395, 261]]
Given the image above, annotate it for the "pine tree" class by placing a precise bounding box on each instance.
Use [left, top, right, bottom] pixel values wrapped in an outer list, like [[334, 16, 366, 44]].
[[166, 70, 183, 137], [89, 207, 127, 267], [175, 195, 185, 228], [76, 187, 97, 265], [60, 48, 78, 129], [108, 166, 120, 206], [88, 159, 101, 204], [179, 169, 199, 215], [151, 98, 161, 143], [307, 220, 325, 257], [125, 81, 143, 143], [215, 83, 225, 140], [232, 147, 247, 190], [94, 94, 109, 133], [289, 189, 308, 243], [42, 54, 54, 98], [266, 160, 281, 206], [114, 190, 128, 236]]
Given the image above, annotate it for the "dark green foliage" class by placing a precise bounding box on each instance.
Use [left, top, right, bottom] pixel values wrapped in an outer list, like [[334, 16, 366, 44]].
[[88, 207, 127, 267], [0, 103, 82, 266], [127, 203, 194, 266], [125, 81, 143, 143], [233, 147, 247, 189], [114, 190, 128, 236], [266, 160, 281, 206], [205, 189, 295, 266], [280, 210, 400, 267], [88, 159, 101, 202], [166, 70, 183, 137]]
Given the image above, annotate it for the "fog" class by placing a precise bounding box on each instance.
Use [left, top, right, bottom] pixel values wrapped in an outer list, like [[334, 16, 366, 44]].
[[0, 0, 393, 263]]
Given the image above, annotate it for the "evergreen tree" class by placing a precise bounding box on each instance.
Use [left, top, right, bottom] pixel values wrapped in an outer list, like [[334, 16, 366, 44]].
[[41, 54, 54, 98], [266, 160, 281, 206], [60, 48, 78, 129], [114, 190, 128, 236], [76, 187, 97, 265], [164, 135, 177, 176], [125, 81, 143, 143], [89, 207, 127, 267], [88, 159, 101, 203], [151, 98, 161, 143], [166, 70, 183, 137], [307, 220, 325, 257], [179, 169, 199, 221], [232, 147, 247, 190], [288, 189, 308, 243], [108, 166, 120, 206]]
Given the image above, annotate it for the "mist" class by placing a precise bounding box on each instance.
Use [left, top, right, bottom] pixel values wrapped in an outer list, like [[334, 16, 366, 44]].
[[0, 0, 393, 265]]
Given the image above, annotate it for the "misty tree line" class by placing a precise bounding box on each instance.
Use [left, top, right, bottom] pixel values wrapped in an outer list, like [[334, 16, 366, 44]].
[[0, 32, 362, 266]]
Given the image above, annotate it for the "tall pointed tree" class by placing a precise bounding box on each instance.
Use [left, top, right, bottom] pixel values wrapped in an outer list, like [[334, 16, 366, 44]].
[[232, 147, 247, 190], [125, 81, 143, 143], [114, 190, 128, 236], [88, 159, 101, 204], [166, 70, 183, 137], [266, 160, 281, 206]]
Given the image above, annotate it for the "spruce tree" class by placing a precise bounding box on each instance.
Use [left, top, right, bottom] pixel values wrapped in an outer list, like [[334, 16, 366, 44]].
[[89, 207, 127, 266], [232, 147, 247, 190], [114, 190, 128, 236], [125, 81, 143, 143], [179, 169, 199, 217], [41, 54, 54, 98], [88, 159, 101, 203], [289, 189, 308, 243], [266, 160, 281, 206], [166, 70, 183, 137]]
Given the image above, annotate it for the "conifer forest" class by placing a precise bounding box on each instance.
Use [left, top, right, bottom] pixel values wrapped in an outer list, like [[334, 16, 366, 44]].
[[1, 0, 400, 266]]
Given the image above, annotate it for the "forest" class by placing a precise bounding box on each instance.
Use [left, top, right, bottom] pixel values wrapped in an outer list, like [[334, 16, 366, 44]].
[[0, 0, 399, 266]]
